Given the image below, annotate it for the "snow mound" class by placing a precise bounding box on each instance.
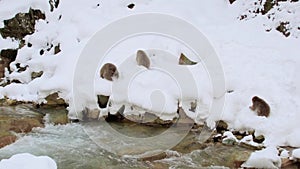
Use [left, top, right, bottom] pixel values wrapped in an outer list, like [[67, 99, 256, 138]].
[[242, 147, 281, 169], [0, 153, 57, 169]]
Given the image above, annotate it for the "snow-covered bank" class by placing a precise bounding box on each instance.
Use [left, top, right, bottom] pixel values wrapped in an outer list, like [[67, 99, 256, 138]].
[[0, 153, 57, 169], [0, 0, 300, 166]]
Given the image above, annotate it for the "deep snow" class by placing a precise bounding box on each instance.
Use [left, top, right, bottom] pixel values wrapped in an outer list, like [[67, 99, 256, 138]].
[[0, 0, 300, 168]]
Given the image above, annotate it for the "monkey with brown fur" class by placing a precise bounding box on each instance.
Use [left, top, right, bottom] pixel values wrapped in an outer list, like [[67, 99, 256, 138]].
[[249, 96, 270, 117], [100, 63, 119, 81], [136, 50, 150, 69]]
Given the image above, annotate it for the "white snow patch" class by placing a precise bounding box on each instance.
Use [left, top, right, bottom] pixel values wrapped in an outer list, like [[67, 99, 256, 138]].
[[292, 148, 300, 159], [242, 147, 281, 169], [0, 153, 57, 169]]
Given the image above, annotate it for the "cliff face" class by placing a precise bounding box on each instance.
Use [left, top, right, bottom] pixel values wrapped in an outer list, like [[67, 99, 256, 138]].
[[0, 9, 45, 81]]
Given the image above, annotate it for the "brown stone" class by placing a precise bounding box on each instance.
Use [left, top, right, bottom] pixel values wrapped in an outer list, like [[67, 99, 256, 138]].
[[43, 92, 67, 107], [9, 118, 44, 133], [178, 53, 197, 65], [0, 134, 17, 148], [0, 8, 45, 39], [140, 152, 167, 161]]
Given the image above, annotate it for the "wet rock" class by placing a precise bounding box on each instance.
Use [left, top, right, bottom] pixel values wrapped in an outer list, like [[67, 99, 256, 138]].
[[187, 143, 253, 168], [0, 8, 45, 39], [178, 53, 197, 65], [172, 131, 209, 154], [45, 109, 69, 125], [140, 152, 167, 161], [239, 142, 264, 150], [0, 131, 17, 148], [9, 118, 44, 133], [43, 92, 67, 107], [105, 111, 124, 122], [0, 105, 45, 147], [82, 108, 100, 121]]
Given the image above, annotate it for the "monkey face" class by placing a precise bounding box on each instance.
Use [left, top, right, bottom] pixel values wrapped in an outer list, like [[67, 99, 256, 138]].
[[100, 63, 119, 81]]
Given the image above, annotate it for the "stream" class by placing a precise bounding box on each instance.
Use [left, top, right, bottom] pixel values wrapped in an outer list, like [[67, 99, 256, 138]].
[[0, 105, 253, 169]]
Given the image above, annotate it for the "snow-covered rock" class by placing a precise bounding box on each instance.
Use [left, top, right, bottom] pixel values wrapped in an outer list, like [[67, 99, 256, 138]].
[[242, 147, 281, 169]]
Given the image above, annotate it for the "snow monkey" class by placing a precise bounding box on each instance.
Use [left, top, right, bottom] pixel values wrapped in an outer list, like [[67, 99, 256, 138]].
[[100, 63, 119, 81], [136, 50, 150, 69], [249, 96, 270, 117]]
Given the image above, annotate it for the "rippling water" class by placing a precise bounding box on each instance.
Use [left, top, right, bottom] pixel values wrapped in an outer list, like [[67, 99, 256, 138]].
[[0, 119, 251, 169]]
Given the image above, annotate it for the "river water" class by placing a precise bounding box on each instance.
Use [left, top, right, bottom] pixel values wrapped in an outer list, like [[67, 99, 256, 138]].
[[0, 106, 252, 169]]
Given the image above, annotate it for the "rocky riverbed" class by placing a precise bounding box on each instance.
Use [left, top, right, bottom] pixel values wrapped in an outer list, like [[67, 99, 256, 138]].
[[0, 103, 299, 168]]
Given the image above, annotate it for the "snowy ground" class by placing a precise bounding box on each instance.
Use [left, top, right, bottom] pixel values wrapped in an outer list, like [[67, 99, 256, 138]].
[[0, 0, 300, 168]]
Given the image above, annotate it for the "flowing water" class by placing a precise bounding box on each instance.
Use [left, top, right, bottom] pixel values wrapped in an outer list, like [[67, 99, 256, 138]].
[[0, 106, 253, 169]]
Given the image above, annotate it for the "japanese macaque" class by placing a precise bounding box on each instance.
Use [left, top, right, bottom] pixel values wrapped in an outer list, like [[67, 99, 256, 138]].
[[136, 50, 150, 69], [100, 63, 119, 81], [249, 96, 270, 117]]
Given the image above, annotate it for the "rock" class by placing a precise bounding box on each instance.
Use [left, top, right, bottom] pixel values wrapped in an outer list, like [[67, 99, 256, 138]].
[[253, 135, 265, 144], [31, 71, 43, 80], [0, 105, 45, 147], [239, 142, 264, 150], [143, 112, 159, 123], [46, 110, 69, 125], [232, 131, 247, 140], [0, 8, 45, 39], [49, 0, 60, 12], [125, 112, 160, 124], [178, 53, 197, 65], [228, 0, 236, 4], [97, 95, 109, 108], [0, 132, 17, 148], [276, 22, 291, 37], [261, 0, 276, 15], [140, 152, 167, 161], [43, 92, 67, 107], [54, 43, 61, 54], [105, 112, 124, 122], [127, 3, 135, 9], [0, 49, 18, 78], [9, 118, 44, 133], [82, 108, 100, 121]]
